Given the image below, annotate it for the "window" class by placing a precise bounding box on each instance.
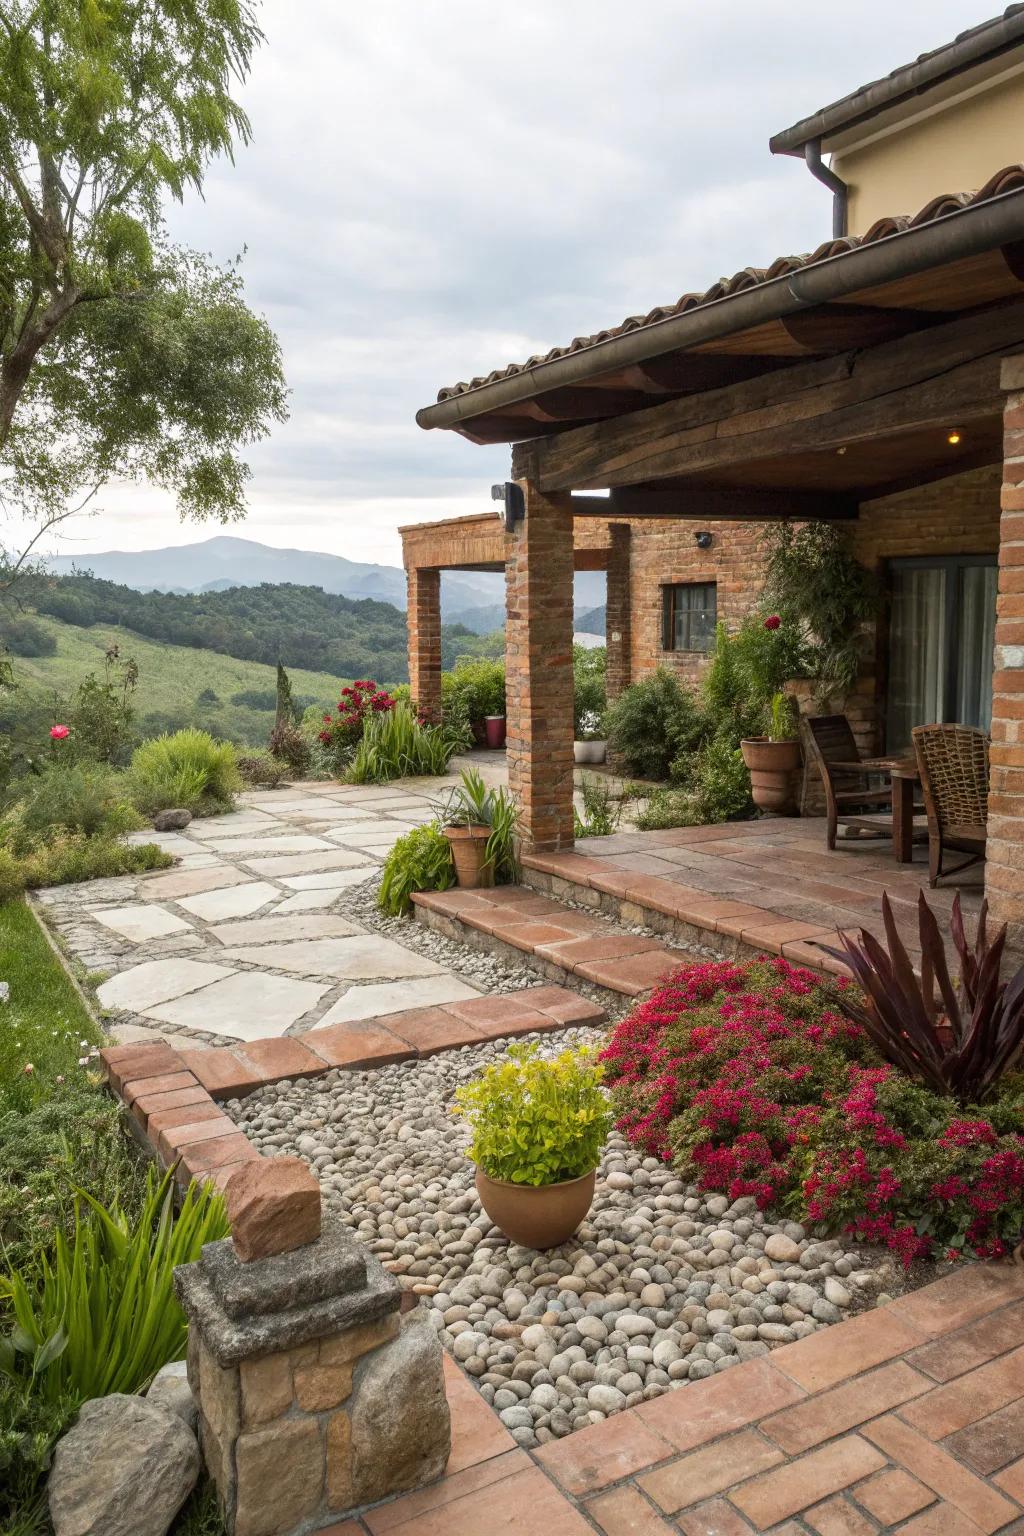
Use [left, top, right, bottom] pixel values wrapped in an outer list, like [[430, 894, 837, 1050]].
[[662, 582, 717, 653], [885, 555, 997, 749]]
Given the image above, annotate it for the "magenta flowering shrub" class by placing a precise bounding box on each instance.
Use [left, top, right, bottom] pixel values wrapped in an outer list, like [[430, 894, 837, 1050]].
[[601, 957, 1024, 1264], [318, 679, 397, 753]]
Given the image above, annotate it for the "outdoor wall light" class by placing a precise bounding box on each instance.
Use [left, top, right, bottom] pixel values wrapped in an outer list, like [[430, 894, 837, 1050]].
[[491, 481, 525, 531], [694, 530, 713, 549], [947, 429, 962, 445]]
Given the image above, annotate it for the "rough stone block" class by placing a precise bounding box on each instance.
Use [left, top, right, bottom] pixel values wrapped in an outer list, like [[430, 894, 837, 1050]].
[[350, 1311, 451, 1505], [318, 1312, 401, 1367], [240, 1352, 293, 1427], [325, 1409, 354, 1512], [225, 1156, 321, 1263], [234, 1418, 323, 1536], [292, 1358, 353, 1412]]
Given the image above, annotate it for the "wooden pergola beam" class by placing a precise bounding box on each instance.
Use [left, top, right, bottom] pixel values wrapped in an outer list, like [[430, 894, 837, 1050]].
[[603, 486, 858, 520], [513, 301, 1024, 491]]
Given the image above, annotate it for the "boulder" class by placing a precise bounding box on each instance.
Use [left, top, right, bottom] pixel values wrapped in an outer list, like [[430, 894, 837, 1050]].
[[153, 808, 192, 831], [225, 1156, 321, 1263], [350, 1311, 450, 1504], [146, 1359, 197, 1431], [49, 1393, 198, 1536]]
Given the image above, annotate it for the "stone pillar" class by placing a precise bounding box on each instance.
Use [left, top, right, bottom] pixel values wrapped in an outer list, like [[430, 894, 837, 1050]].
[[505, 480, 575, 851], [988, 357, 1024, 945], [605, 522, 632, 701], [407, 566, 442, 723], [175, 1159, 450, 1536]]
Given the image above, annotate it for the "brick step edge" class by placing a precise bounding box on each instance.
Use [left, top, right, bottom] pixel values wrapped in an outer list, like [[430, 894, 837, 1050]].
[[519, 852, 852, 979], [98, 984, 605, 1190]]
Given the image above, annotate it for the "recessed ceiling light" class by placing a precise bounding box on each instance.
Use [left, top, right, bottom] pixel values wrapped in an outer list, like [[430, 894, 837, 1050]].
[[947, 429, 962, 445], [836, 446, 847, 456]]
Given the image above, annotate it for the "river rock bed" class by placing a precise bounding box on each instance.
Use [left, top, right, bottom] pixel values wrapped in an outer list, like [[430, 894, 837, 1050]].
[[225, 1027, 896, 1448]]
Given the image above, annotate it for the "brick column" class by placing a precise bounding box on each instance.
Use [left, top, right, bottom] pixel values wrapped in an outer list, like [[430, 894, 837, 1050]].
[[987, 357, 1024, 944], [406, 566, 442, 723], [505, 481, 575, 851], [605, 522, 632, 700]]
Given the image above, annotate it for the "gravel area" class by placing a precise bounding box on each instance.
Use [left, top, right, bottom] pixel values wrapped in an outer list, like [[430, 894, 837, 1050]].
[[226, 1027, 898, 1448]]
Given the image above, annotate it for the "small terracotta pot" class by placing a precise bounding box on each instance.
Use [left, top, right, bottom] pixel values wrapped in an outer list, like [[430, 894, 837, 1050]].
[[443, 823, 494, 888], [475, 1167, 597, 1249], [484, 715, 507, 750], [741, 737, 802, 816]]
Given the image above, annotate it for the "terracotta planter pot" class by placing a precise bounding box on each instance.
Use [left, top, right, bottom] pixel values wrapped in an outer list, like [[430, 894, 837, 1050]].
[[574, 739, 607, 764], [475, 1167, 597, 1249], [443, 823, 494, 888], [741, 737, 802, 816], [484, 715, 507, 750]]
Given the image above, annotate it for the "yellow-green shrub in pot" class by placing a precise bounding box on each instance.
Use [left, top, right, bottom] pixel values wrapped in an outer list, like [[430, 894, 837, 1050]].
[[455, 1044, 612, 1249]]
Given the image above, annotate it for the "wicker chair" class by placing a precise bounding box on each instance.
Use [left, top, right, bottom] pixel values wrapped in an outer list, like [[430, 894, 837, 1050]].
[[805, 714, 894, 851], [911, 724, 989, 886]]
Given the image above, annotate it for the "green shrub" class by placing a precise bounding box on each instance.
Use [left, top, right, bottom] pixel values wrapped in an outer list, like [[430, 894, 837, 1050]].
[[440, 658, 505, 727], [0, 836, 172, 903], [604, 668, 704, 780], [268, 720, 311, 775], [236, 749, 289, 788], [455, 1043, 612, 1186], [129, 729, 240, 816], [378, 823, 455, 916], [66, 645, 140, 766], [0, 1165, 228, 1404], [432, 767, 519, 882], [689, 736, 753, 823], [231, 688, 278, 710], [0, 617, 56, 658], [347, 701, 463, 784], [634, 786, 697, 832], [574, 773, 622, 838], [763, 522, 877, 702], [573, 646, 606, 737], [2, 764, 143, 854]]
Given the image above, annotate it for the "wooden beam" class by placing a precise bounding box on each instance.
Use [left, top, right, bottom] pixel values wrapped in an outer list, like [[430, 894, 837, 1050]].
[[515, 386, 650, 422], [606, 486, 858, 521], [513, 300, 1024, 491], [615, 355, 794, 393], [778, 302, 938, 352]]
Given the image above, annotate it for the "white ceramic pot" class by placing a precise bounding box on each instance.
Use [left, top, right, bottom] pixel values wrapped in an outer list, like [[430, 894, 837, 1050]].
[[574, 739, 607, 764]]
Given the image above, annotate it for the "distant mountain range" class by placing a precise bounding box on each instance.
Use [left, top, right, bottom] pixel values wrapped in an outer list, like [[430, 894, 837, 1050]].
[[44, 535, 606, 635]]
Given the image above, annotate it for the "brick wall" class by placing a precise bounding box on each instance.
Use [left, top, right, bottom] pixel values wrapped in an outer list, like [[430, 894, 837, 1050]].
[[987, 365, 1024, 942]]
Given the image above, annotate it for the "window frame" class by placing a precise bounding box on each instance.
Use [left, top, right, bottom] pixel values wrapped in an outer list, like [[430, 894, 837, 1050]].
[[661, 581, 718, 654]]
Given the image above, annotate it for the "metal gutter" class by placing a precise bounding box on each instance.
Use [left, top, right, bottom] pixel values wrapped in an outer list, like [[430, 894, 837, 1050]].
[[770, 6, 1024, 156], [416, 186, 1024, 432]]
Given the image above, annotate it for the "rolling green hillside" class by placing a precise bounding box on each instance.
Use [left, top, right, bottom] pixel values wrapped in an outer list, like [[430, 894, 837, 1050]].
[[3, 614, 350, 749]]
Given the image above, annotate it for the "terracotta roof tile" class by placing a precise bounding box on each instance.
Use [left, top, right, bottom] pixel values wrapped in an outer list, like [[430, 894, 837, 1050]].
[[435, 166, 1024, 402]]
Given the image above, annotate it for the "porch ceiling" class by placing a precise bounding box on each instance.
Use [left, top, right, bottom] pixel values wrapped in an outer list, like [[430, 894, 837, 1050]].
[[416, 170, 1024, 457]]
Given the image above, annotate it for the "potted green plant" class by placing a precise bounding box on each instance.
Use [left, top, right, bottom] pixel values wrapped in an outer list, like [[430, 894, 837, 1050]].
[[573, 646, 608, 764], [741, 691, 802, 815], [433, 766, 519, 889], [574, 708, 607, 765], [455, 1044, 612, 1248]]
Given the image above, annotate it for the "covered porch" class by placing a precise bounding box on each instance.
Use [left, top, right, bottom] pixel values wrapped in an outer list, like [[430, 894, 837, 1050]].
[[415, 170, 1024, 943]]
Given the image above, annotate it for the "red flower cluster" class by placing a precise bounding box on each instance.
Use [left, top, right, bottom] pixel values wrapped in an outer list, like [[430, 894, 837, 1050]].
[[763, 614, 782, 631], [601, 957, 1024, 1265], [318, 680, 396, 747]]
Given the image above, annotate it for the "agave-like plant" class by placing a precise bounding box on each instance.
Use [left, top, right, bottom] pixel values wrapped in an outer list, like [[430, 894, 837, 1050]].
[[823, 891, 1024, 1104]]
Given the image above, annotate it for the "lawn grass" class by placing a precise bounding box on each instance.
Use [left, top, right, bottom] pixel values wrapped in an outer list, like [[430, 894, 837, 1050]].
[[0, 898, 102, 1115]]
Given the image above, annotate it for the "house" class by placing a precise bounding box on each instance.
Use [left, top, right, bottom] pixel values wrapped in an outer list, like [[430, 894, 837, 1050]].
[[406, 9, 1024, 943]]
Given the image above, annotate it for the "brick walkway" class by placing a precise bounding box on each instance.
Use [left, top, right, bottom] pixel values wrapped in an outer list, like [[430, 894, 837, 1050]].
[[323, 1262, 1024, 1535]]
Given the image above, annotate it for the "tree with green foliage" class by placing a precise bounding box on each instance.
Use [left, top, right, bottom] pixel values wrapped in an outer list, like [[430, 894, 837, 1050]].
[[0, 0, 288, 572]]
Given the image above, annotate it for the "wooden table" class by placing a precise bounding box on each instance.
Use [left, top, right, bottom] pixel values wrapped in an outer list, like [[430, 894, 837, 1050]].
[[861, 755, 920, 864]]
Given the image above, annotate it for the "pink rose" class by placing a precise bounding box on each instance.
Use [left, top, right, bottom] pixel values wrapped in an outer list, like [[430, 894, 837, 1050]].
[[50, 724, 70, 740]]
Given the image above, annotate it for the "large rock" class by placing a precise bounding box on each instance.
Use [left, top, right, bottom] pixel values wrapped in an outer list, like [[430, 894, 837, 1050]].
[[49, 1393, 199, 1536], [153, 808, 192, 831], [147, 1359, 197, 1431], [350, 1311, 450, 1504], [225, 1156, 322, 1263]]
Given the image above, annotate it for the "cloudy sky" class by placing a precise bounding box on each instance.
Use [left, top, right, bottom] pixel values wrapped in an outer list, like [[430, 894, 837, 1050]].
[[42, 0, 1001, 567]]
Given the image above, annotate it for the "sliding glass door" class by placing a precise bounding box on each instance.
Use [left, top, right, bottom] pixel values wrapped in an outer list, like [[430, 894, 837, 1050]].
[[886, 556, 997, 751]]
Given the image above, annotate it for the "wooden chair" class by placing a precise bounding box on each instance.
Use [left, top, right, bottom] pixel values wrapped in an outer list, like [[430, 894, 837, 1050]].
[[805, 714, 893, 851], [911, 724, 988, 886]]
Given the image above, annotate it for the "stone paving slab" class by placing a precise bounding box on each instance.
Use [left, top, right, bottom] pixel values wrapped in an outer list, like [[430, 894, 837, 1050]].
[[177, 880, 281, 921], [144, 972, 330, 1038], [89, 904, 192, 942]]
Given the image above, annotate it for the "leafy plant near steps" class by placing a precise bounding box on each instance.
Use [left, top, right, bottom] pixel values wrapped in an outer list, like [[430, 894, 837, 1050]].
[[378, 823, 455, 916], [823, 891, 1024, 1105], [433, 767, 520, 883], [455, 1043, 612, 1186], [0, 1165, 227, 1403], [346, 700, 467, 783]]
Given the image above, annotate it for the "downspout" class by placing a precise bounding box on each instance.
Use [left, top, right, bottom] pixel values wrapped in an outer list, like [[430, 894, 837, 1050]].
[[804, 138, 849, 239]]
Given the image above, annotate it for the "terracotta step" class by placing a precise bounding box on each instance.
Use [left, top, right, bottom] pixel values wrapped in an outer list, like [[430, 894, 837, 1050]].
[[410, 886, 688, 997]]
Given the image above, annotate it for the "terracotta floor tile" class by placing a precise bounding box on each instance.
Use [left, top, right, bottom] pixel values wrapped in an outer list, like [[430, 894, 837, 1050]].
[[675, 1498, 755, 1535], [888, 1267, 1024, 1340], [852, 1466, 935, 1524], [441, 1355, 516, 1476], [522, 986, 605, 1026], [534, 1408, 673, 1494], [236, 1036, 327, 1083], [178, 1047, 263, 1098], [585, 866, 637, 898], [304, 1022, 414, 1070], [366, 1463, 593, 1535], [895, 1505, 987, 1536], [908, 1302, 1024, 1382], [534, 933, 660, 969], [146, 1099, 225, 1137], [180, 1130, 260, 1175], [585, 1485, 677, 1536], [727, 1436, 885, 1529], [123, 1069, 198, 1105], [495, 921, 585, 952], [445, 994, 548, 1027], [319, 1522, 367, 1535], [410, 889, 492, 916], [363, 1450, 530, 1534], [863, 1414, 1018, 1533], [900, 1346, 1024, 1439], [131, 1083, 210, 1123], [761, 1361, 930, 1455], [575, 948, 683, 996], [389, 1009, 486, 1057], [994, 1454, 1024, 1501], [635, 1358, 806, 1453], [944, 1399, 1024, 1475], [639, 1429, 784, 1514], [739, 919, 839, 954], [805, 1493, 875, 1535], [769, 1307, 927, 1394]]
